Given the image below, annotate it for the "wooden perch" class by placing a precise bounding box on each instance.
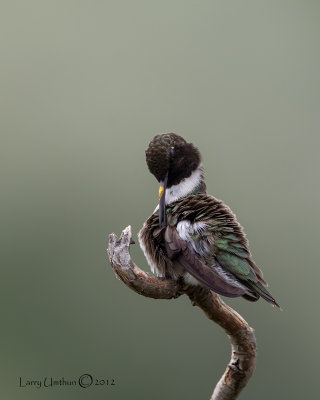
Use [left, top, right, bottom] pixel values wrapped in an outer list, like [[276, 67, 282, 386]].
[[107, 225, 257, 400]]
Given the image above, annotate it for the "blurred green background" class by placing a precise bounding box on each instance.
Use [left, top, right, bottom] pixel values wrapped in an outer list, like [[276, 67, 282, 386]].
[[1, 1, 319, 399]]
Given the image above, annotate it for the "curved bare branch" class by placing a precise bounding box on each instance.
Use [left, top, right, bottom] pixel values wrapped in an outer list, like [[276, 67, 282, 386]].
[[107, 226, 257, 400]]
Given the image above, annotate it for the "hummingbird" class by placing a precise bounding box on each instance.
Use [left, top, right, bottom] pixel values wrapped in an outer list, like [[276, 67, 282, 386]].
[[138, 133, 279, 307]]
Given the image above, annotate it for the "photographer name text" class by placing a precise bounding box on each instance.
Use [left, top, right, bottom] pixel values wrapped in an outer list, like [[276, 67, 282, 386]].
[[19, 374, 115, 389]]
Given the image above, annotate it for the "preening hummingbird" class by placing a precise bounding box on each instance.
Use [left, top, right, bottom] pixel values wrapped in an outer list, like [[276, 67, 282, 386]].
[[138, 133, 279, 307]]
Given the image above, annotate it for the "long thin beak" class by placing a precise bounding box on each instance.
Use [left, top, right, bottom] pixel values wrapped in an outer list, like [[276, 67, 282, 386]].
[[159, 172, 168, 228]]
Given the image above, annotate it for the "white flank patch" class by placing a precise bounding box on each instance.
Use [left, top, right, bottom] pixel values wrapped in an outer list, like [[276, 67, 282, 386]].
[[176, 220, 208, 240], [176, 220, 192, 241], [165, 166, 203, 205], [176, 220, 210, 257]]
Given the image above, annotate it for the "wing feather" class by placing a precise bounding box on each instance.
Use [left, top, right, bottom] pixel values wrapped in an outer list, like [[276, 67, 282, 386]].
[[166, 194, 279, 306], [164, 226, 247, 298]]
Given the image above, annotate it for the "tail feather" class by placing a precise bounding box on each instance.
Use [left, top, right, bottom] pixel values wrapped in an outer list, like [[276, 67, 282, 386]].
[[249, 281, 280, 308], [242, 292, 259, 302]]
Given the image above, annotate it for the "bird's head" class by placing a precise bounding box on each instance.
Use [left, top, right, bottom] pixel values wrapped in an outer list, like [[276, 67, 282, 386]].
[[145, 133, 201, 227]]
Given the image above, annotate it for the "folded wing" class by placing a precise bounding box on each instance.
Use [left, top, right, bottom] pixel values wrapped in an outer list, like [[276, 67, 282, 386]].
[[164, 226, 248, 298]]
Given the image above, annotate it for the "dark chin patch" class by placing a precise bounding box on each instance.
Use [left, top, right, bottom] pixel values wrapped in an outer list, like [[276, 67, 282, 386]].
[[167, 143, 200, 187], [167, 161, 199, 187]]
